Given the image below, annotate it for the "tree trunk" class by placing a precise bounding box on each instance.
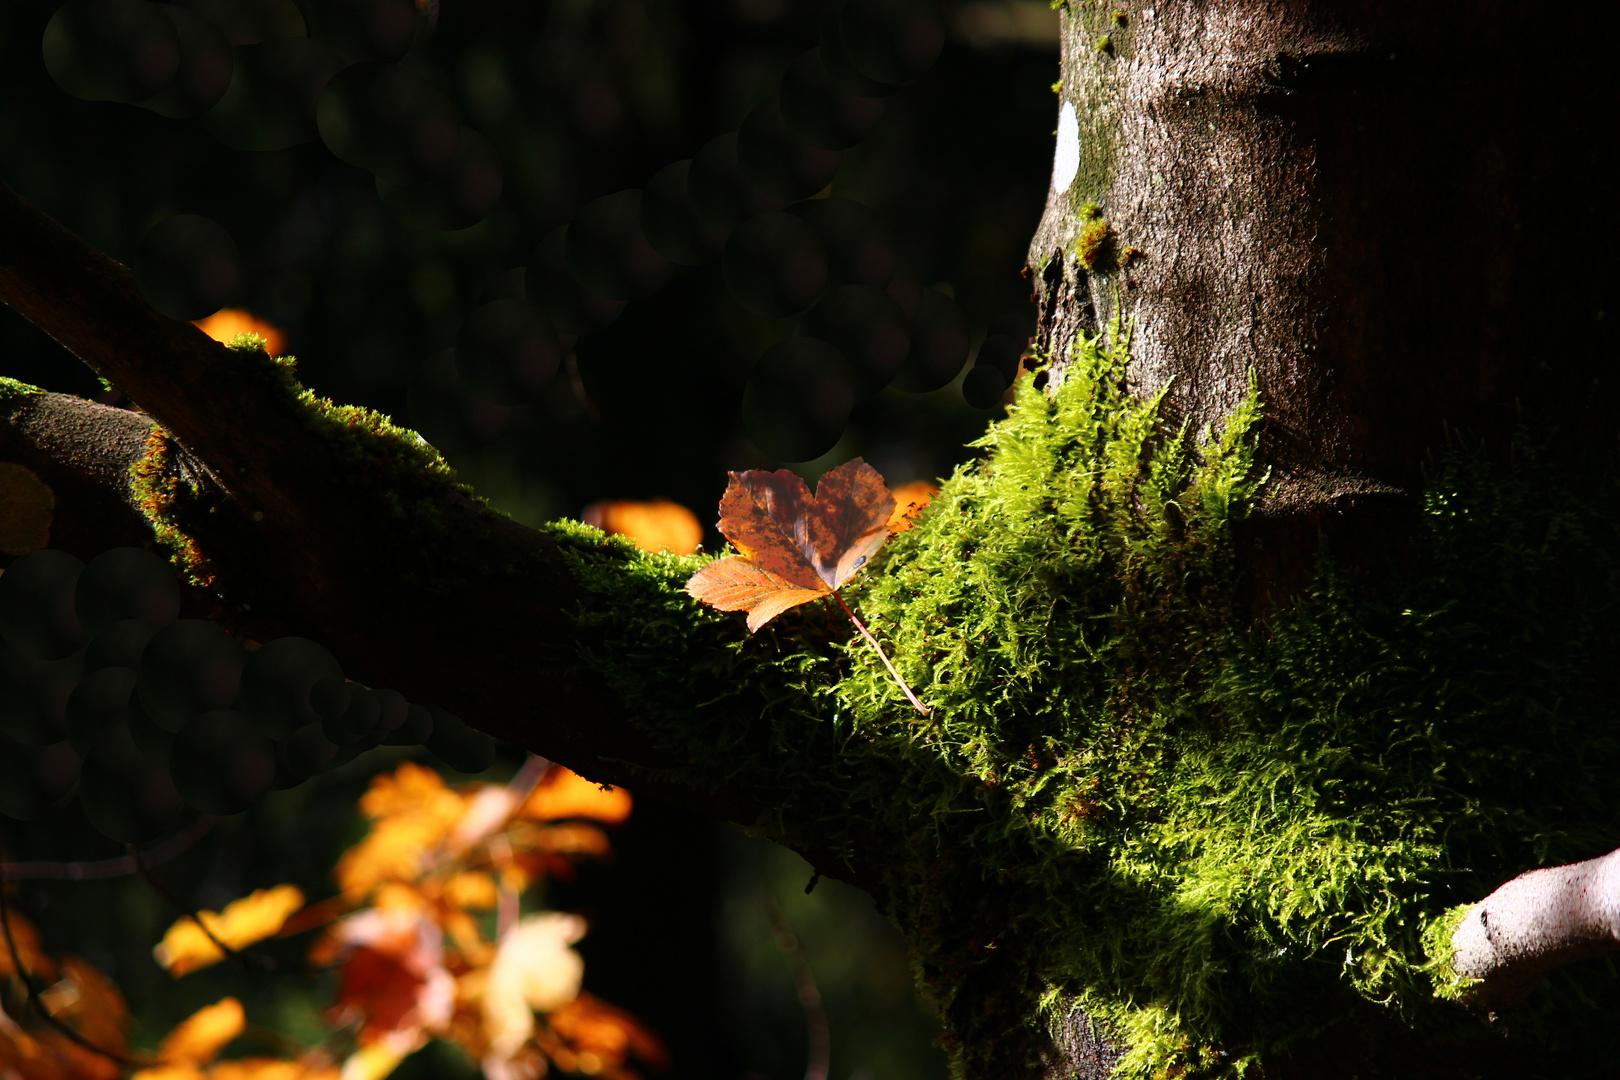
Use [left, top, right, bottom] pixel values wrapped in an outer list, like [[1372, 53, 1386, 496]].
[[1030, 0, 1616, 600], [1018, 1, 1619, 1076]]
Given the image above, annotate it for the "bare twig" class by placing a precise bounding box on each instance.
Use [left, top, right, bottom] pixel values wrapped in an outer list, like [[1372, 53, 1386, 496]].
[[0, 843, 144, 1067], [1, 814, 216, 883], [833, 590, 929, 715], [765, 900, 831, 1080]]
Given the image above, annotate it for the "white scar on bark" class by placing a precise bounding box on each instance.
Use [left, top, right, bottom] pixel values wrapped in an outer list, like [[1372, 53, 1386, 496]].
[[1053, 101, 1080, 195]]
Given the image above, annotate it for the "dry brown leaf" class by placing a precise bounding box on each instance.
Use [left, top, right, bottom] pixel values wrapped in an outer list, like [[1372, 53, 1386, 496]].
[[153, 886, 305, 976], [686, 458, 894, 632]]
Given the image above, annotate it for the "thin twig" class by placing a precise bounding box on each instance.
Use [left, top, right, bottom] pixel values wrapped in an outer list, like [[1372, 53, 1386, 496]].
[[0, 846, 144, 1067], [134, 849, 275, 973], [765, 900, 830, 1080], [833, 590, 929, 715], [1, 814, 216, 882]]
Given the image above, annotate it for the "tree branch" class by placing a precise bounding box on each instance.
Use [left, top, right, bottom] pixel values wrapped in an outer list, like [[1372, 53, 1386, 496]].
[[1449, 846, 1620, 1010], [0, 180, 776, 832]]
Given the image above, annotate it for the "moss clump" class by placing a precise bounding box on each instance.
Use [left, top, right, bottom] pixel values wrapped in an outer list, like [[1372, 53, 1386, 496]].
[[559, 320, 1620, 1077], [1097, 33, 1115, 55], [0, 376, 45, 404], [1076, 216, 1114, 269]]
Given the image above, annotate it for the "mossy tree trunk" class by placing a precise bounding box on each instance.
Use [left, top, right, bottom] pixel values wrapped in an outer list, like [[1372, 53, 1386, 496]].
[[1030, 0, 1616, 603], [3, 3, 1619, 1077], [1014, 2, 1618, 1076]]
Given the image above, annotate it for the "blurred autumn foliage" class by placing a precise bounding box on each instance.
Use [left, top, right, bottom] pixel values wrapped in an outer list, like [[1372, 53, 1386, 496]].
[[2, 762, 661, 1080], [582, 502, 703, 556], [192, 310, 287, 360]]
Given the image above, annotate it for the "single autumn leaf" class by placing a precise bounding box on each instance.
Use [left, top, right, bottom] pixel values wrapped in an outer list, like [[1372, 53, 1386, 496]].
[[686, 457, 894, 632]]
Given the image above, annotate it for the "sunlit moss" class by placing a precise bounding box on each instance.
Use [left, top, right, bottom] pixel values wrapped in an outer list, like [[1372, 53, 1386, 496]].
[[558, 318, 1620, 1077]]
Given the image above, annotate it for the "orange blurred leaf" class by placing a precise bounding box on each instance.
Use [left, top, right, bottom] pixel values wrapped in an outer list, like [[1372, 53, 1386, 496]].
[[153, 886, 305, 976], [338, 765, 467, 900], [685, 458, 894, 632], [324, 907, 455, 1055], [886, 480, 937, 534], [0, 908, 56, 981], [443, 871, 500, 910], [584, 499, 702, 555], [157, 998, 245, 1066], [210, 1060, 340, 1080], [192, 309, 286, 357], [548, 993, 668, 1074], [520, 766, 632, 825]]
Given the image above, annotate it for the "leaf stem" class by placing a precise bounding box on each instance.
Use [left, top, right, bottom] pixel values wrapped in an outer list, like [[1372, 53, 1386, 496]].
[[833, 590, 929, 715]]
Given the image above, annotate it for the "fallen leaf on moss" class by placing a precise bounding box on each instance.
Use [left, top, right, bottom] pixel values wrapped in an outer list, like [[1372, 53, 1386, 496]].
[[686, 458, 894, 632]]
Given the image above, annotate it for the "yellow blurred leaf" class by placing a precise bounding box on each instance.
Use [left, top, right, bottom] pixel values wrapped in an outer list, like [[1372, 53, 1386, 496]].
[[158, 997, 245, 1066], [583, 499, 702, 555], [520, 767, 631, 825], [153, 886, 305, 976], [338, 1045, 407, 1080], [192, 309, 286, 357], [0, 462, 54, 555], [482, 913, 586, 1069], [131, 1066, 207, 1080]]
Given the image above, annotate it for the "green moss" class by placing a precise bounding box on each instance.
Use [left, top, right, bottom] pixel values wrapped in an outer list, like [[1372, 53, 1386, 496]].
[[0, 376, 45, 404], [131, 341, 501, 601], [1076, 216, 1114, 269], [557, 315, 1620, 1077], [1420, 904, 1483, 1004], [1097, 33, 1114, 55]]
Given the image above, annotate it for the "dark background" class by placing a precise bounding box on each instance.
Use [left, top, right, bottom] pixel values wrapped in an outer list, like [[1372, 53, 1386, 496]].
[[0, 0, 1060, 1075]]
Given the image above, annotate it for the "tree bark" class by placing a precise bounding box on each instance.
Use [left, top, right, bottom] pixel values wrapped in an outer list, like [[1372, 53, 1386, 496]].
[[1028, 0, 1617, 604]]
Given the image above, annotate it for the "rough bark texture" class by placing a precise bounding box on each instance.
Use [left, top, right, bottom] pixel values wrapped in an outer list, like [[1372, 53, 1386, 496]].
[[1029, 0, 1616, 587]]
